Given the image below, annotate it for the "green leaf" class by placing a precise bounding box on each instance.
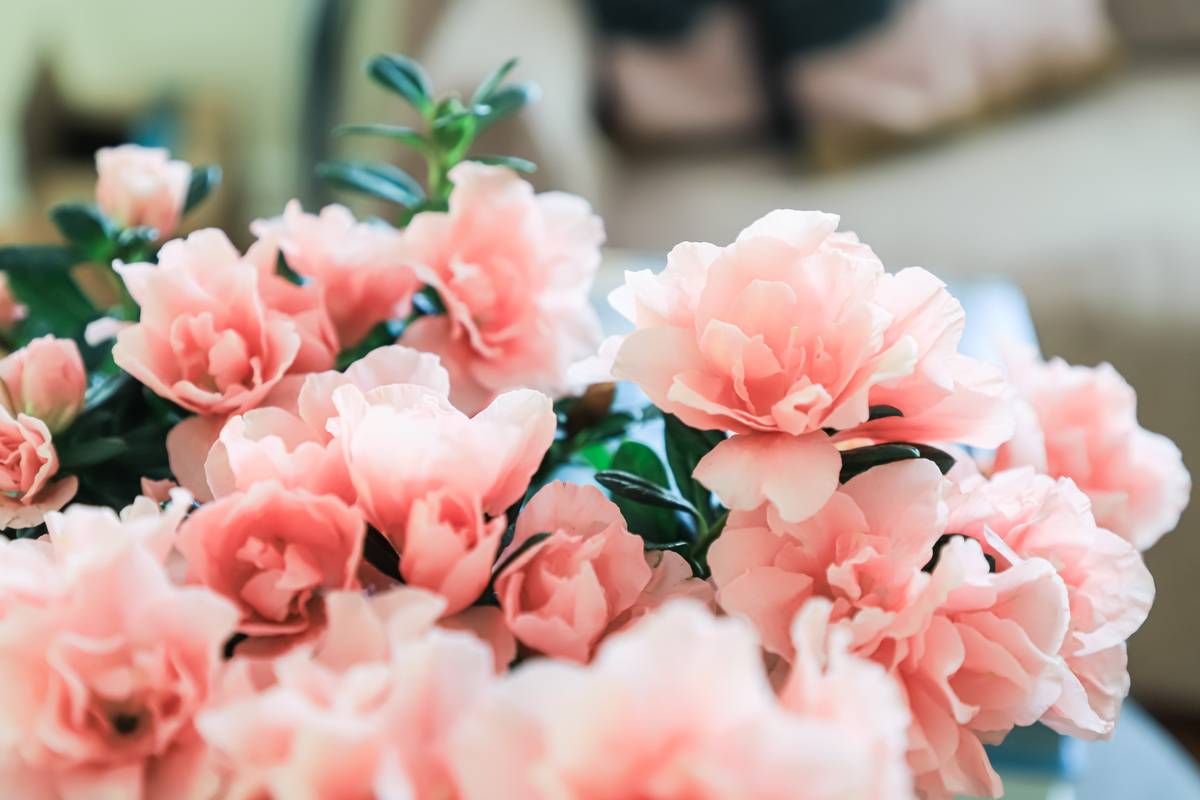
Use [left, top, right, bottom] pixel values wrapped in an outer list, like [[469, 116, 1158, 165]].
[[577, 442, 611, 471], [115, 227, 159, 262], [184, 165, 222, 214], [471, 57, 519, 106], [84, 371, 131, 413], [333, 123, 433, 155], [868, 404, 904, 421], [903, 442, 956, 475], [663, 414, 725, 523], [276, 252, 303, 286], [596, 470, 701, 520], [474, 81, 541, 130], [59, 437, 129, 469], [316, 160, 425, 207], [362, 525, 402, 582], [367, 54, 434, 115], [838, 443, 921, 484], [469, 155, 536, 173], [432, 112, 477, 158], [5, 269, 98, 342], [611, 441, 669, 487], [0, 244, 79, 273], [48, 203, 114, 260]]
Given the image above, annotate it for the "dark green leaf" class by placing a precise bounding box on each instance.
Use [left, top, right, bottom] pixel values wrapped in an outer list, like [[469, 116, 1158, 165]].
[[611, 441, 669, 487], [60, 437, 129, 469], [115, 227, 159, 262], [334, 124, 432, 155], [838, 443, 921, 484], [432, 113, 476, 156], [223, 633, 248, 660], [363, 525, 402, 582], [922, 533, 995, 573], [413, 285, 446, 316], [596, 470, 700, 519], [474, 81, 541, 130], [663, 414, 725, 523], [316, 160, 425, 207], [643, 540, 691, 551], [611, 441, 678, 542], [84, 371, 131, 412], [48, 203, 113, 259], [903, 442, 956, 475], [184, 165, 222, 214], [6, 269, 98, 342], [471, 57, 519, 106], [469, 155, 536, 173], [335, 320, 396, 371], [0, 244, 79, 273], [493, 531, 552, 577], [868, 404, 904, 421], [367, 54, 434, 115], [276, 252, 303, 286]]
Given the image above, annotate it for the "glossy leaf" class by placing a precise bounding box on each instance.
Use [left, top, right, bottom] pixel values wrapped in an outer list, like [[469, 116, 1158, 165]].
[[316, 160, 425, 207], [6, 269, 98, 342], [663, 414, 725, 523], [367, 54, 434, 115], [84, 371, 131, 413], [493, 531, 552, 577], [868, 404, 904, 420], [474, 81, 541, 130], [0, 244, 78, 274], [48, 203, 113, 259], [184, 165, 222, 214], [610, 442, 679, 543], [469, 155, 536, 173], [471, 57, 519, 106], [362, 525, 402, 582], [838, 443, 921, 484], [60, 437, 129, 470], [595, 469, 700, 520], [334, 123, 433, 155]]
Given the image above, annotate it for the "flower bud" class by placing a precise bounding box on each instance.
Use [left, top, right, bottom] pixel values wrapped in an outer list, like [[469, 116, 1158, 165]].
[[95, 144, 191, 239], [0, 336, 88, 435]]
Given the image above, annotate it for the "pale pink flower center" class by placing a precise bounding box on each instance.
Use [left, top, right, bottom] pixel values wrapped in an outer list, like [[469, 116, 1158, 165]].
[[235, 536, 323, 623]]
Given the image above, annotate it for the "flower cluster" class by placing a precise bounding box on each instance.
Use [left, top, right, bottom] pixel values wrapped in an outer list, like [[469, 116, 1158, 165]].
[[0, 52, 1187, 800]]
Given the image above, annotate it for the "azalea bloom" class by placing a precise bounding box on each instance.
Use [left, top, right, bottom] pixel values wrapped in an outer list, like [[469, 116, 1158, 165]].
[[451, 600, 913, 800], [114, 229, 338, 418], [710, 459, 1070, 799], [995, 342, 1190, 551], [604, 209, 1012, 523], [252, 201, 420, 348], [399, 162, 605, 415]]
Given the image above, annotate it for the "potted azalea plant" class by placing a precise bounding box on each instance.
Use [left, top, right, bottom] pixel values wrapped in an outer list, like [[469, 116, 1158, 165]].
[[0, 52, 1187, 800]]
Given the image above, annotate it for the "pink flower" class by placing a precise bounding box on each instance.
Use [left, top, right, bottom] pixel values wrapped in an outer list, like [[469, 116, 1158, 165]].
[[0, 517, 238, 799], [0, 401, 76, 531], [606, 549, 716, 635], [607, 209, 1011, 523], [709, 459, 1071, 799], [0, 335, 87, 434], [994, 343, 1190, 551], [948, 467, 1155, 741], [0, 273, 28, 334], [203, 345, 449, 505], [402, 489, 507, 616], [175, 482, 365, 644], [198, 588, 494, 800], [113, 228, 337, 417], [451, 600, 910, 800], [95, 144, 191, 238], [493, 481, 652, 662], [252, 201, 421, 348], [399, 162, 605, 415], [331, 381, 555, 549], [782, 599, 914, 800]]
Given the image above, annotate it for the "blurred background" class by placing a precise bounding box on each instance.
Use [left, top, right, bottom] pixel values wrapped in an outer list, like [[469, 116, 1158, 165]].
[[3, 0, 1200, 759]]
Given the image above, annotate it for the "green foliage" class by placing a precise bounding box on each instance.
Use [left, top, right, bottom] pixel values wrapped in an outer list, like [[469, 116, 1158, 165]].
[[327, 53, 540, 220], [49, 203, 114, 262], [609, 441, 679, 544], [838, 442, 955, 484], [184, 165, 222, 213], [662, 414, 724, 525]]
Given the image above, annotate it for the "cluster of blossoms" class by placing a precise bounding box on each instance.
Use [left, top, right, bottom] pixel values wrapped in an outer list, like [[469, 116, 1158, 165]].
[[0, 135, 1187, 800]]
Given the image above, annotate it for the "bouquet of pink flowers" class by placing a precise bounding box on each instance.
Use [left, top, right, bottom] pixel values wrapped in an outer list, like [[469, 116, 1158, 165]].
[[0, 53, 1188, 800]]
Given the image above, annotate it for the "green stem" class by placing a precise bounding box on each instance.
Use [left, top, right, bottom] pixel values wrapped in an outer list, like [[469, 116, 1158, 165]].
[[692, 509, 729, 570]]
